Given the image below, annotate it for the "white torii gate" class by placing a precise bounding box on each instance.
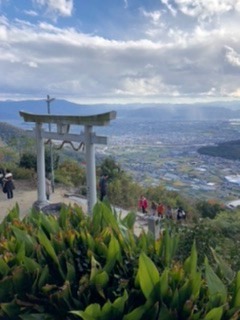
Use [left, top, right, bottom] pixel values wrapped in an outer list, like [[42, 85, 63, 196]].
[[19, 110, 117, 214]]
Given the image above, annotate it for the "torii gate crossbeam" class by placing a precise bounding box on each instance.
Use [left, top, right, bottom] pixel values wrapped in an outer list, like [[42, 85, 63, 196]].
[[19, 110, 117, 214]]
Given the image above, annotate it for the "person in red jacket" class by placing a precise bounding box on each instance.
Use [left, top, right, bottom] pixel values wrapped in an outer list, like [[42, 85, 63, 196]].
[[157, 202, 165, 218], [138, 195, 148, 213]]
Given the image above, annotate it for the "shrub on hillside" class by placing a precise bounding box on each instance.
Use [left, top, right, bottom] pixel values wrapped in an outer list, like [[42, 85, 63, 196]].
[[0, 146, 19, 165], [11, 166, 35, 180], [55, 160, 86, 189], [175, 221, 222, 266], [196, 200, 223, 219], [107, 172, 142, 209], [19, 152, 37, 170]]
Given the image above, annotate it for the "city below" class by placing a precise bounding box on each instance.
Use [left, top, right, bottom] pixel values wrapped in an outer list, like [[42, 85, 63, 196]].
[[97, 118, 240, 204]]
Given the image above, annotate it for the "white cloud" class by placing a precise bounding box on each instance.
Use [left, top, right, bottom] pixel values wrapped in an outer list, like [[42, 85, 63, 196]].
[[161, 0, 177, 16], [24, 10, 38, 17], [225, 46, 240, 67], [0, 24, 8, 41], [116, 76, 179, 96], [229, 88, 240, 97], [25, 61, 38, 68], [1, 0, 240, 103], [34, 0, 73, 17], [141, 9, 162, 25], [174, 0, 240, 19]]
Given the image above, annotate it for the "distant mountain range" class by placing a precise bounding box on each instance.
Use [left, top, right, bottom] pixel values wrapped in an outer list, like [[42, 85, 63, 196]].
[[1, 99, 240, 127]]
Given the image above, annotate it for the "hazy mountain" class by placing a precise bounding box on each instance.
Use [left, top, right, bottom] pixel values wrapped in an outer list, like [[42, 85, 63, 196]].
[[126, 105, 240, 121], [0, 99, 115, 120], [1, 99, 240, 127]]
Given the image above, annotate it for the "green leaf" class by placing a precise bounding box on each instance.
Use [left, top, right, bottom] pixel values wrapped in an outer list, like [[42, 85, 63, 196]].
[[159, 269, 169, 299], [40, 214, 60, 236], [66, 261, 76, 283], [204, 306, 223, 320], [0, 302, 20, 317], [77, 292, 128, 320], [24, 256, 41, 273], [0, 276, 14, 301], [37, 228, 59, 265], [143, 302, 159, 320], [92, 202, 104, 233], [104, 234, 122, 273], [101, 300, 113, 317], [0, 257, 10, 276], [90, 256, 102, 281], [12, 266, 31, 296], [38, 265, 50, 289], [112, 290, 128, 313], [205, 257, 227, 304], [190, 272, 202, 300], [162, 230, 171, 266], [50, 280, 73, 311], [71, 303, 101, 320], [92, 271, 109, 298], [210, 247, 234, 283], [139, 252, 160, 300], [158, 229, 179, 267], [16, 242, 26, 263], [11, 225, 35, 256], [184, 241, 197, 277], [158, 304, 176, 320], [5, 205, 20, 222], [123, 304, 150, 320], [94, 271, 109, 287], [121, 212, 136, 230], [178, 279, 192, 307], [86, 232, 95, 251], [58, 205, 68, 230], [171, 289, 179, 309], [232, 271, 240, 308], [102, 204, 122, 235]]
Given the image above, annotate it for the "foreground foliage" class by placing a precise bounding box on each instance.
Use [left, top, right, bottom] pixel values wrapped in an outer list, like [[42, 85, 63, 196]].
[[0, 203, 239, 319]]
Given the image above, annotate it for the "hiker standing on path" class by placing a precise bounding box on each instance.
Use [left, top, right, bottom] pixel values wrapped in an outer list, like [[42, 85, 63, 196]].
[[177, 206, 186, 221], [0, 168, 5, 189], [3, 169, 15, 199], [138, 195, 148, 214], [150, 201, 157, 216], [45, 177, 51, 200], [157, 202, 165, 218], [99, 174, 108, 201], [166, 205, 173, 219]]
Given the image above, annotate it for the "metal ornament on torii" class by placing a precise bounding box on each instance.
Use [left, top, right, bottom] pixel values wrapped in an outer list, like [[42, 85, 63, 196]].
[[19, 111, 117, 214]]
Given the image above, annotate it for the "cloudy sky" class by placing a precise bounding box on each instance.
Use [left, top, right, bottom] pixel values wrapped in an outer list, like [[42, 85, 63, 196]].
[[1, 0, 240, 104]]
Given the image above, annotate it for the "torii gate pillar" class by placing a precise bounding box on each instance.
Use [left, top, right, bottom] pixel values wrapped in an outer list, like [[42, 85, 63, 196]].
[[84, 125, 97, 213], [19, 110, 117, 215], [35, 122, 48, 208]]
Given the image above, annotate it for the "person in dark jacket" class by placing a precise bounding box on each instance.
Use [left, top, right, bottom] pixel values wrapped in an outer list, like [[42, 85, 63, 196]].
[[45, 177, 51, 200], [0, 168, 5, 189], [99, 174, 108, 201], [177, 206, 186, 221], [3, 169, 15, 199]]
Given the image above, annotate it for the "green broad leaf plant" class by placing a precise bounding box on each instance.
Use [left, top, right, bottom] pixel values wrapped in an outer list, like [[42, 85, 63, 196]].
[[0, 202, 239, 319]]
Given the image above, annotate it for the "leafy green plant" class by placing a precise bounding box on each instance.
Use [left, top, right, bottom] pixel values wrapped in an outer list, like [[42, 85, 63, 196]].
[[0, 203, 239, 319]]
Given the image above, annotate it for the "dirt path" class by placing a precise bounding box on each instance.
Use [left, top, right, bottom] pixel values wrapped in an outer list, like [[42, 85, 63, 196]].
[[0, 180, 86, 221], [0, 180, 148, 236]]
